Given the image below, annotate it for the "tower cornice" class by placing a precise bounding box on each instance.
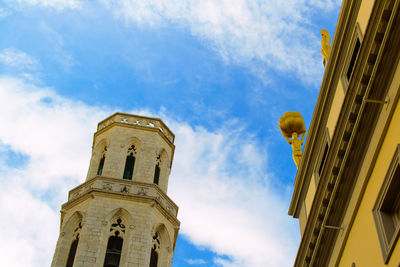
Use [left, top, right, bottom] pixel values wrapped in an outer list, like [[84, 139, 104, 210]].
[[64, 176, 179, 219]]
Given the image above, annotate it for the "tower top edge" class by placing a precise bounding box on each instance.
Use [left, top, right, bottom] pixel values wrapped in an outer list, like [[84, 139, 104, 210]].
[[97, 112, 175, 143]]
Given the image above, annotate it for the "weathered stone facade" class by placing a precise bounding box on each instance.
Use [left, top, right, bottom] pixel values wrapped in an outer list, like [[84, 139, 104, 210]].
[[51, 113, 180, 267]]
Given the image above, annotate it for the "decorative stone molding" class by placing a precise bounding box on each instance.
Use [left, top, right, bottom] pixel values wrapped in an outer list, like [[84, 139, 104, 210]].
[[103, 183, 112, 191], [120, 185, 130, 193], [137, 187, 146, 196], [68, 176, 178, 217]]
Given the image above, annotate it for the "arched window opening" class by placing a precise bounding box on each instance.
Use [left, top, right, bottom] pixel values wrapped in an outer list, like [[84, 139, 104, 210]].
[[66, 221, 82, 267], [149, 232, 160, 267], [66, 239, 79, 267], [153, 155, 161, 185], [153, 164, 160, 185], [150, 247, 158, 267], [104, 218, 125, 267], [97, 155, 105, 175], [103, 235, 123, 267], [123, 145, 136, 180], [97, 146, 107, 176]]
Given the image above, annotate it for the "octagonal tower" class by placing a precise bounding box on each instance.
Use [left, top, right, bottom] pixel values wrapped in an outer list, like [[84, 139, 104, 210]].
[[51, 112, 180, 267]]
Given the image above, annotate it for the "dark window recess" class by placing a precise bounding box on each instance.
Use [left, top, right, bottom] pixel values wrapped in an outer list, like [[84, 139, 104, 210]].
[[153, 164, 160, 185], [380, 166, 400, 240], [373, 146, 400, 262], [103, 235, 123, 267], [97, 155, 105, 175], [318, 143, 329, 176], [66, 238, 79, 267], [150, 232, 160, 267], [123, 155, 135, 180], [346, 39, 361, 80], [149, 247, 158, 267]]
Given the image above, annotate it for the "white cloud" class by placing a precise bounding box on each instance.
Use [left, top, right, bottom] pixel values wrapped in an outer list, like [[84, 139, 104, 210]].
[[100, 0, 341, 84], [167, 122, 299, 267], [0, 76, 109, 266], [0, 48, 39, 70], [4, 0, 81, 11], [0, 76, 299, 267]]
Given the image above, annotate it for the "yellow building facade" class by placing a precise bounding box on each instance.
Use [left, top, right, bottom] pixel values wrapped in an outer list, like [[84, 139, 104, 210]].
[[289, 0, 400, 266]]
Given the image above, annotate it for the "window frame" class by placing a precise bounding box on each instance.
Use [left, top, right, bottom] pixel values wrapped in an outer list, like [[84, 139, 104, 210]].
[[103, 218, 126, 267], [65, 221, 82, 267], [153, 163, 160, 185], [123, 155, 135, 180], [123, 144, 137, 180], [373, 144, 400, 263], [314, 128, 331, 185], [150, 232, 160, 267], [97, 155, 106, 176], [66, 238, 79, 267], [341, 22, 363, 91]]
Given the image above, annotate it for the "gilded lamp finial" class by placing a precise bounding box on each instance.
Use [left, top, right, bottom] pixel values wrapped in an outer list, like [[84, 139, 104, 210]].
[[279, 111, 307, 168], [321, 29, 331, 67]]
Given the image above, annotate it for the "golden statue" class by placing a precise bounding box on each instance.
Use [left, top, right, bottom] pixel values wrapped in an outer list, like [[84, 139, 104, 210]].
[[321, 29, 331, 67], [279, 111, 307, 168]]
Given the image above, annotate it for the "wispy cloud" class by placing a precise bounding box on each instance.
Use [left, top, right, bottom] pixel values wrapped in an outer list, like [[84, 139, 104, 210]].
[[4, 0, 81, 11], [100, 0, 341, 84], [0, 48, 39, 70], [167, 120, 299, 267], [0, 76, 299, 267], [38, 23, 75, 71], [0, 76, 109, 266]]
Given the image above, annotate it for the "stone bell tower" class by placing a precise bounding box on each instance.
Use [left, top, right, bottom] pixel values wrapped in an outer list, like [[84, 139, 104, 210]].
[[51, 112, 180, 267]]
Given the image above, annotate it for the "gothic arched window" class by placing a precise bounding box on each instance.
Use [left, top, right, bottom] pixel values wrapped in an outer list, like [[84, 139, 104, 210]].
[[123, 145, 137, 180], [153, 155, 161, 185], [66, 221, 82, 267], [103, 218, 125, 267], [97, 146, 107, 176], [97, 155, 105, 175], [149, 232, 160, 267]]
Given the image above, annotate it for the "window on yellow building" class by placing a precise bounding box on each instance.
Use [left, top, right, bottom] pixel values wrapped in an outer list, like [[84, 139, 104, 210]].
[[314, 128, 330, 183], [318, 143, 329, 177], [346, 38, 360, 81], [373, 145, 400, 263], [341, 23, 363, 91]]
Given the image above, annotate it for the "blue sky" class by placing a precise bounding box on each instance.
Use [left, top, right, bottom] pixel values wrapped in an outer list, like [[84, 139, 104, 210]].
[[0, 0, 341, 266]]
